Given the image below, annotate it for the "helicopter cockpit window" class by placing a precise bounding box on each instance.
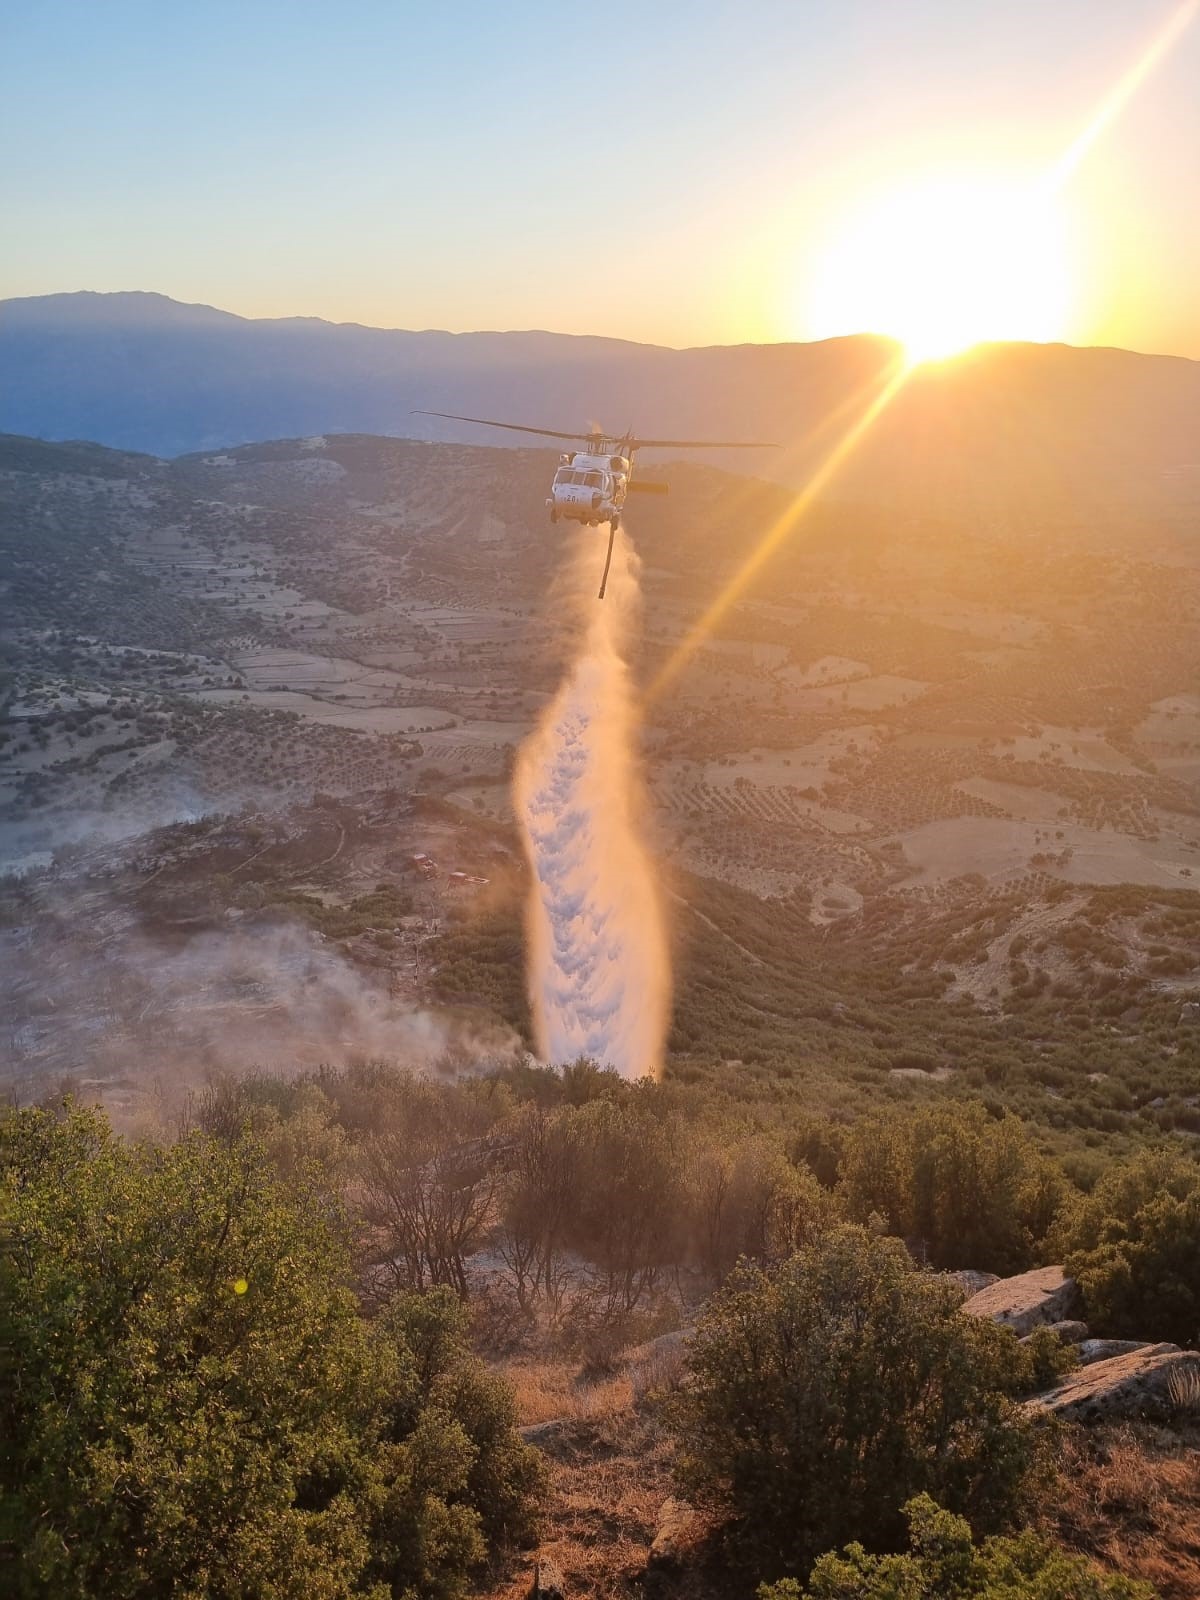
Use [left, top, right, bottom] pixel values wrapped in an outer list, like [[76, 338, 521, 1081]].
[[553, 467, 572, 485]]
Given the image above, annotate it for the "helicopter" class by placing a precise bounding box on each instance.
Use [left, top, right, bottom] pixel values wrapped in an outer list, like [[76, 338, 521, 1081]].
[[413, 410, 776, 597]]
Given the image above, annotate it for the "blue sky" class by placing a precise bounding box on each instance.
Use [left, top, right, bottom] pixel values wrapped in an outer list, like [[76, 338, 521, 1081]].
[[3, 1, 1198, 353]]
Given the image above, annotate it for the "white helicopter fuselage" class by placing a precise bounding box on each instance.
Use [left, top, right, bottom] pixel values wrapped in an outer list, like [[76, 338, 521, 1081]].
[[413, 407, 773, 598], [546, 449, 631, 528]]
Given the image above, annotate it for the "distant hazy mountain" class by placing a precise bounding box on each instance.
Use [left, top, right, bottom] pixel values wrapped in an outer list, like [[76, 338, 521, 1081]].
[[3, 291, 1199, 513]]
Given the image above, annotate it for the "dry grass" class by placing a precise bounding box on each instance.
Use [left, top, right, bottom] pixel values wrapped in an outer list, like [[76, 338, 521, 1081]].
[[1167, 1363, 1200, 1418], [489, 1351, 1200, 1600], [481, 1345, 720, 1600], [480, 1413, 724, 1600], [626, 1333, 690, 1404], [504, 1332, 691, 1429], [492, 1337, 1200, 1600], [1046, 1421, 1200, 1600], [505, 1358, 636, 1428]]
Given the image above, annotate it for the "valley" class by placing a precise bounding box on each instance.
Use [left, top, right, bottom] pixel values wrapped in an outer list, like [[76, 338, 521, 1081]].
[[2, 429, 1199, 1151]]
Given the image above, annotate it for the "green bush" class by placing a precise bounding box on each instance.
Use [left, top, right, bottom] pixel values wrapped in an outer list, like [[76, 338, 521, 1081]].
[[838, 1102, 1068, 1274], [0, 1105, 542, 1599], [760, 1494, 1155, 1599], [560, 1098, 688, 1313], [688, 1133, 836, 1282], [674, 1226, 1047, 1582], [1056, 1146, 1200, 1345], [375, 1287, 545, 1555]]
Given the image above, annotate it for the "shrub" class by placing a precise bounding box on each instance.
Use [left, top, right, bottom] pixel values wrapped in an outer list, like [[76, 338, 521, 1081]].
[[688, 1133, 836, 1283], [1056, 1146, 1200, 1345], [369, 1288, 546, 1582], [674, 1226, 1047, 1581], [559, 1099, 688, 1316], [761, 1493, 1155, 1599], [0, 1105, 542, 1599], [838, 1102, 1068, 1274]]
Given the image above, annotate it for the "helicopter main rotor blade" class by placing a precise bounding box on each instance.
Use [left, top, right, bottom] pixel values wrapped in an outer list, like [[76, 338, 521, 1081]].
[[413, 410, 600, 443], [630, 436, 778, 450]]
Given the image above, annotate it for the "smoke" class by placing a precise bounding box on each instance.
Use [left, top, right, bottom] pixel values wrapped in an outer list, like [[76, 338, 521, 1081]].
[[513, 527, 670, 1079], [2, 908, 522, 1118], [0, 784, 218, 878]]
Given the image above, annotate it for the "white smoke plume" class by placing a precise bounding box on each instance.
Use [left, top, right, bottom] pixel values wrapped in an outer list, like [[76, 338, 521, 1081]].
[[513, 528, 670, 1079]]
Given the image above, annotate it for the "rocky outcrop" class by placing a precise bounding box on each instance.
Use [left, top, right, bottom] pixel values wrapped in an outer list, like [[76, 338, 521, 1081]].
[[1027, 1343, 1200, 1423], [626, 1328, 691, 1365], [625, 1329, 693, 1399], [945, 1269, 999, 1300], [962, 1266, 1081, 1336], [1078, 1338, 1150, 1366], [1022, 1319, 1089, 1345], [528, 1558, 566, 1600], [647, 1497, 699, 1572]]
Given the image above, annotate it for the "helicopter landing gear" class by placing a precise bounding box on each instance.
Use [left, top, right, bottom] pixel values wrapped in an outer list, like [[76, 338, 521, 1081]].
[[550, 508, 559, 524]]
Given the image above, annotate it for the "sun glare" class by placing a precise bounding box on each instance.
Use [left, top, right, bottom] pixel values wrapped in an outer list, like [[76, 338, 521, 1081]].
[[808, 175, 1072, 363]]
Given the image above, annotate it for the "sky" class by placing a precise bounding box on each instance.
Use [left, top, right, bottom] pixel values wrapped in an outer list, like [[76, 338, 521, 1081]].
[[3, 0, 1199, 356]]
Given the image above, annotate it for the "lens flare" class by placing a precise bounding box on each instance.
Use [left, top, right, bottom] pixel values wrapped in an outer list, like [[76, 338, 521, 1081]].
[[650, 356, 909, 701], [1054, 0, 1200, 183]]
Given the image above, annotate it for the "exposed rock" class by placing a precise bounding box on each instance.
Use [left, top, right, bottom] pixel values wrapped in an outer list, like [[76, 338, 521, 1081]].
[[945, 1269, 999, 1301], [624, 1328, 692, 1368], [648, 1497, 699, 1572], [1049, 1318, 1094, 1344], [1180, 1001, 1200, 1025], [1078, 1338, 1152, 1366], [528, 1558, 566, 1600], [625, 1329, 693, 1398], [1027, 1344, 1200, 1423], [962, 1266, 1081, 1336]]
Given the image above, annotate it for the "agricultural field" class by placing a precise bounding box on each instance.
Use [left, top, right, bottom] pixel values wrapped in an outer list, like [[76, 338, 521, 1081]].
[[2, 429, 1198, 1146]]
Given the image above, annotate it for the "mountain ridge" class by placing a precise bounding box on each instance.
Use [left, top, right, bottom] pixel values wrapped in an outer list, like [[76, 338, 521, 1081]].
[[3, 293, 1199, 514], [7, 290, 1198, 366]]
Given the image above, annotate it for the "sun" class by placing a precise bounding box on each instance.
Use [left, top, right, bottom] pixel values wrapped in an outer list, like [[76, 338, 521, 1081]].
[[807, 173, 1072, 363]]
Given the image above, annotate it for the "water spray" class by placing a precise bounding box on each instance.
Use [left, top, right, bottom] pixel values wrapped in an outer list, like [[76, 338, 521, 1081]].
[[513, 527, 670, 1079]]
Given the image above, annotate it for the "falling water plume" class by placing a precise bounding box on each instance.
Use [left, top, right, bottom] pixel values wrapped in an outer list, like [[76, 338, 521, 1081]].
[[513, 528, 670, 1079]]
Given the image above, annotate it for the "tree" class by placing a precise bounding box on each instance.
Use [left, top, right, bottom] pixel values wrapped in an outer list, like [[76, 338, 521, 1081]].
[[675, 1226, 1047, 1582], [838, 1102, 1066, 1274], [689, 1134, 834, 1284], [560, 1099, 686, 1317], [184, 1071, 348, 1194], [1056, 1146, 1200, 1345], [357, 1074, 500, 1298], [376, 1288, 544, 1556], [761, 1494, 1155, 1600], [494, 1105, 575, 1314], [1, 1105, 542, 1599]]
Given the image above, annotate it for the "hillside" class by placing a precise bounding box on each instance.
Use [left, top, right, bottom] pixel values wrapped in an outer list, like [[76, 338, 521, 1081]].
[[2, 428, 1198, 1150], [3, 293, 1200, 520]]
